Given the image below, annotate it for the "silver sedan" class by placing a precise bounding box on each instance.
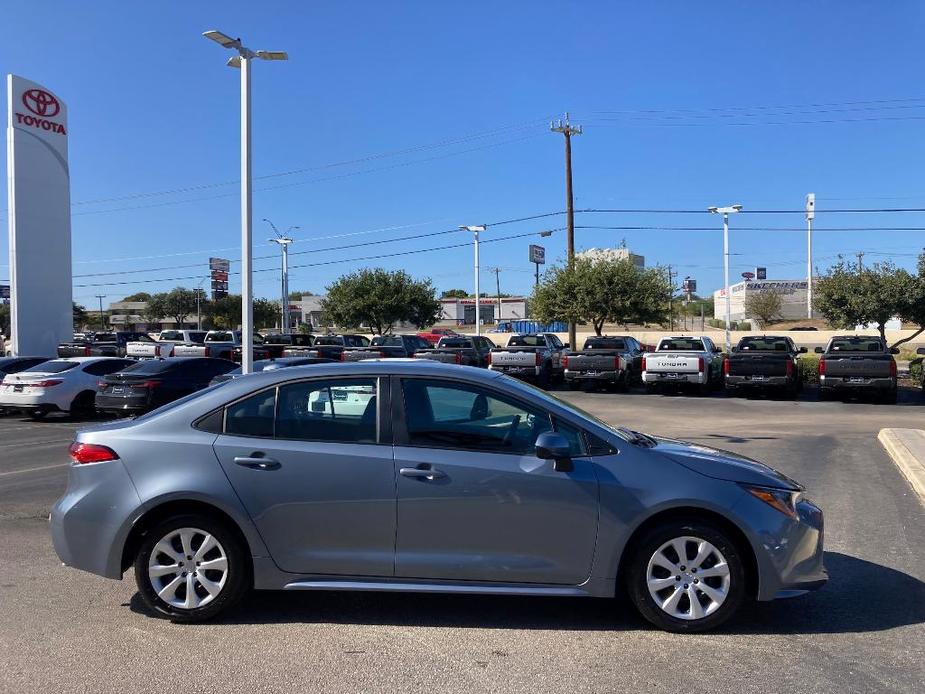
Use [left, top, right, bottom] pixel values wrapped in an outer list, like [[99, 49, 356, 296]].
[[51, 361, 826, 632]]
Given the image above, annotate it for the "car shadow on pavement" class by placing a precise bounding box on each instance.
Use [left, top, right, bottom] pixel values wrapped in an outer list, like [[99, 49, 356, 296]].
[[128, 552, 924, 634]]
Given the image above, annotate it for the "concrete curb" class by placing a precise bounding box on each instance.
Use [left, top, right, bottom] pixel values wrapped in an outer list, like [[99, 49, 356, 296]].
[[878, 428, 925, 505]]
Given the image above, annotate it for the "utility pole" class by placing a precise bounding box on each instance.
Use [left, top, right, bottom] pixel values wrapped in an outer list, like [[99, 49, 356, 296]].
[[856, 251, 865, 271], [265, 219, 299, 332], [666, 265, 674, 332], [488, 267, 503, 325], [460, 225, 486, 337], [95, 295, 106, 331], [805, 193, 815, 319], [708, 204, 743, 352], [551, 113, 582, 348]]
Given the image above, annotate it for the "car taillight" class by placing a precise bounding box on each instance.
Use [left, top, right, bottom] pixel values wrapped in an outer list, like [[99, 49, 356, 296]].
[[562, 356, 569, 369], [203, 346, 211, 357], [379, 350, 387, 358], [786, 360, 793, 377], [613, 356, 621, 370], [83, 346, 92, 356], [723, 359, 730, 375], [487, 352, 492, 365], [339, 352, 347, 361], [698, 356, 705, 372], [535, 353, 542, 366], [142, 380, 162, 389], [890, 359, 897, 377], [818, 358, 826, 376], [455, 353, 462, 365], [641, 356, 647, 371], [168, 346, 175, 357], [97, 380, 107, 389], [32, 380, 63, 387], [69, 442, 118, 465]]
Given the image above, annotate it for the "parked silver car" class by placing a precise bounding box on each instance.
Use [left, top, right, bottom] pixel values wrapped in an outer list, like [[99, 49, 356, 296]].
[[51, 361, 826, 632]]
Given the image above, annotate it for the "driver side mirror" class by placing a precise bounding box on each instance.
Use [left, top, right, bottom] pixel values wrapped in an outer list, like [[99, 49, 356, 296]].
[[918, 347, 925, 356], [799, 346, 808, 353], [814, 346, 824, 354], [536, 431, 573, 472], [890, 347, 900, 355]]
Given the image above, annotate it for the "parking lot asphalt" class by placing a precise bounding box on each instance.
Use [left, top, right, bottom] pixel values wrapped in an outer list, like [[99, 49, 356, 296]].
[[1, 387, 924, 693]]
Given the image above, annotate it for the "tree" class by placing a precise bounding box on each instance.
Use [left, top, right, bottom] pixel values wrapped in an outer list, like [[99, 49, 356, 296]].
[[440, 288, 469, 299], [289, 290, 314, 301], [0, 302, 9, 336], [322, 268, 442, 335], [254, 298, 280, 329], [121, 292, 152, 302], [144, 287, 199, 328], [208, 295, 241, 329], [744, 288, 784, 326], [72, 303, 88, 330], [814, 259, 914, 343], [531, 257, 672, 335]]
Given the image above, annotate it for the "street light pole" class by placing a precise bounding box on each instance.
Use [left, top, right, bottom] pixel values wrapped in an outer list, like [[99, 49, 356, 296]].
[[95, 295, 106, 331], [708, 204, 742, 352], [806, 193, 815, 319], [265, 220, 299, 332], [203, 29, 288, 374], [460, 225, 486, 337]]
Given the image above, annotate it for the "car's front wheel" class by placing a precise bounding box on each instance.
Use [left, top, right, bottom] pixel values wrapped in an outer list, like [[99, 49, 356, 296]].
[[626, 520, 746, 632], [134, 514, 249, 622]]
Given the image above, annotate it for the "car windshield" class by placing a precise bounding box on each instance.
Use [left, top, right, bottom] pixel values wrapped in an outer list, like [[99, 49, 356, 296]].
[[738, 337, 789, 351], [22, 360, 79, 374], [658, 339, 705, 351], [509, 335, 544, 347], [830, 338, 884, 352]]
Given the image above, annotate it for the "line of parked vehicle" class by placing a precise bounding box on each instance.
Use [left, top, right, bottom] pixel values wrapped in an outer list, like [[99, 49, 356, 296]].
[[2, 328, 920, 420]]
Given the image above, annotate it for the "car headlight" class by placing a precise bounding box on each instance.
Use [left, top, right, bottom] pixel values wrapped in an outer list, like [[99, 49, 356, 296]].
[[741, 485, 802, 520]]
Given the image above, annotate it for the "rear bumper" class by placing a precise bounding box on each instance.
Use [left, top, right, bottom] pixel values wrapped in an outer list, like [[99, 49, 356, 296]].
[[819, 375, 895, 391], [564, 369, 623, 382], [95, 394, 150, 412], [642, 371, 705, 385], [489, 365, 542, 379], [726, 375, 791, 388], [0, 390, 63, 411]]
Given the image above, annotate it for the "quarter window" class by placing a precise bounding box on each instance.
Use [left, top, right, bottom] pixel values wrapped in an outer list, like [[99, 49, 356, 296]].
[[276, 378, 378, 443], [225, 389, 277, 438], [401, 379, 553, 455]]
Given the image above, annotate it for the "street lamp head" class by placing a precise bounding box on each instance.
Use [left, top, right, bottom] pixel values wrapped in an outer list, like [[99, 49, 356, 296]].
[[203, 30, 241, 49], [460, 225, 487, 233], [707, 206, 718, 214], [539, 230, 554, 237], [226, 55, 242, 69], [256, 50, 289, 61], [709, 204, 743, 215]]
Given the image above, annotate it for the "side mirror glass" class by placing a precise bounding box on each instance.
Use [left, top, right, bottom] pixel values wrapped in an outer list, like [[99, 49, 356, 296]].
[[814, 347, 824, 354], [563, 342, 570, 349], [799, 347, 808, 354], [917, 347, 925, 356], [890, 347, 900, 355], [730, 346, 738, 353], [535, 431, 573, 472]]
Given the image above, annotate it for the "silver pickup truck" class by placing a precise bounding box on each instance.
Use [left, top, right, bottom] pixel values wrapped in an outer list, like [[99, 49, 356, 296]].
[[563, 335, 645, 391], [125, 330, 207, 360], [488, 333, 565, 388], [816, 335, 898, 403], [642, 335, 725, 394]]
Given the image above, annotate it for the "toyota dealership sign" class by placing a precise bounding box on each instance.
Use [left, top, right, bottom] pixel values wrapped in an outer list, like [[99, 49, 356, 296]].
[[6, 75, 72, 356]]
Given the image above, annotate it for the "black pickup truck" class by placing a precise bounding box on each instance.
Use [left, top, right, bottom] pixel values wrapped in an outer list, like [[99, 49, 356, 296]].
[[414, 335, 496, 367], [816, 335, 898, 403], [340, 334, 433, 361], [57, 331, 154, 358], [262, 333, 315, 359], [286, 334, 370, 360], [562, 335, 645, 390], [724, 335, 806, 397]]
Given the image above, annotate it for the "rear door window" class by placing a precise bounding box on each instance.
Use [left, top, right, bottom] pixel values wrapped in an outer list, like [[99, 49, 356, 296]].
[[276, 378, 379, 443]]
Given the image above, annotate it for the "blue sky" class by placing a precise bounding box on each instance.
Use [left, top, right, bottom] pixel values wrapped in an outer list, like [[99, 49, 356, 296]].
[[3, 1, 925, 308]]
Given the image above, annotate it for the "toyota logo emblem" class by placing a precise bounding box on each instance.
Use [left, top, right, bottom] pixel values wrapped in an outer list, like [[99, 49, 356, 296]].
[[22, 89, 60, 118]]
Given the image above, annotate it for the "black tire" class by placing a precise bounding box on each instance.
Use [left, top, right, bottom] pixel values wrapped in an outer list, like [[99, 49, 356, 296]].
[[625, 520, 747, 633], [882, 388, 898, 405], [134, 513, 249, 623], [818, 388, 831, 402], [537, 366, 552, 390], [725, 386, 738, 398], [28, 409, 48, 420], [69, 391, 97, 420], [645, 383, 658, 395]]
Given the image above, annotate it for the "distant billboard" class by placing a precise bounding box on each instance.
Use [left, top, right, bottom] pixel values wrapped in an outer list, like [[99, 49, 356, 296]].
[[209, 257, 230, 272], [209, 257, 230, 300], [529, 244, 546, 265], [755, 266, 767, 280], [682, 277, 696, 294]]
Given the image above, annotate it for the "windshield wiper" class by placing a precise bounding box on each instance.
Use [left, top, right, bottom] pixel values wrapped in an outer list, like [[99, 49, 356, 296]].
[[617, 427, 656, 447]]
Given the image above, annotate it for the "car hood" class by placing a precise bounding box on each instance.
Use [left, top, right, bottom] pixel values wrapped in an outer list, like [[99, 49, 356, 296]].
[[651, 435, 803, 490]]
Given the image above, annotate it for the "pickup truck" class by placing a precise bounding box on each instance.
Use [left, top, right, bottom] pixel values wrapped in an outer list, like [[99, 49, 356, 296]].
[[642, 335, 725, 394], [417, 328, 460, 346], [815, 335, 898, 402], [285, 334, 370, 360], [261, 333, 315, 359], [57, 331, 154, 358], [125, 329, 207, 360], [724, 335, 806, 397], [340, 334, 433, 362], [173, 330, 267, 362], [562, 335, 645, 391], [413, 335, 496, 367], [487, 333, 566, 388]]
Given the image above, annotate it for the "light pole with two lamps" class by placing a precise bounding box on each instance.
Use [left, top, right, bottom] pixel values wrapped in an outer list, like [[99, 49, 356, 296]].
[[264, 219, 300, 332], [202, 29, 288, 373]]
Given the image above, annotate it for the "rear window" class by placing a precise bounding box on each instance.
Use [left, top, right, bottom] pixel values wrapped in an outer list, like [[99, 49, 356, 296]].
[[830, 338, 885, 352], [658, 339, 705, 351], [585, 339, 625, 350], [119, 360, 185, 374], [22, 360, 80, 374], [158, 331, 184, 341], [206, 332, 235, 342], [439, 338, 471, 348], [315, 336, 343, 346], [371, 336, 402, 347], [509, 335, 544, 347], [738, 337, 789, 352]]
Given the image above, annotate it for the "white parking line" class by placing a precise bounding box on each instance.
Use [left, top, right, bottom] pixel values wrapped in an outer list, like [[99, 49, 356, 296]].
[[0, 462, 69, 477], [0, 439, 72, 451]]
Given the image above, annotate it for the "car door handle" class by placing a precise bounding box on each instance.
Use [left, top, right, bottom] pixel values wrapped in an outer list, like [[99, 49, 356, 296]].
[[234, 455, 281, 471], [399, 467, 446, 480]]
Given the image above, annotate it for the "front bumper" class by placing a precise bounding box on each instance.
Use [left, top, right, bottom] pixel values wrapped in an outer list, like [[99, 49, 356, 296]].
[[642, 371, 705, 385], [819, 375, 895, 391], [51, 458, 142, 579]]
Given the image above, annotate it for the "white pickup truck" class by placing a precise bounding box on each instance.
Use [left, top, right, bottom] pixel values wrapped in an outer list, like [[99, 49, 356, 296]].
[[125, 330, 207, 360], [642, 335, 725, 394], [172, 330, 268, 361]]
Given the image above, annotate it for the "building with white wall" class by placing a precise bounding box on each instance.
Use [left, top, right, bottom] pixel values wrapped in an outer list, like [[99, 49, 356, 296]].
[[713, 280, 809, 322]]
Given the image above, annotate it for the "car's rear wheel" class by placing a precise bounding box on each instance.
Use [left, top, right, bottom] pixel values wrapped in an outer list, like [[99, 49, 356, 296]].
[[134, 514, 249, 622], [69, 391, 96, 419], [626, 521, 746, 632]]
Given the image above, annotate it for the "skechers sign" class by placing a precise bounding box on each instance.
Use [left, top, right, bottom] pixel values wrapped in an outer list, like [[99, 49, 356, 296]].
[[14, 88, 66, 135]]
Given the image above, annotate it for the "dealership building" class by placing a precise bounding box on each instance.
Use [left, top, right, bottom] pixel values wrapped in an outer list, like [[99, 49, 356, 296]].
[[439, 297, 528, 326], [713, 280, 809, 322]]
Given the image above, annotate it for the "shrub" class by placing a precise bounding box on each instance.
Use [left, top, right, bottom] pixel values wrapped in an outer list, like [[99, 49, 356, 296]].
[[910, 359, 923, 385], [798, 354, 820, 384]]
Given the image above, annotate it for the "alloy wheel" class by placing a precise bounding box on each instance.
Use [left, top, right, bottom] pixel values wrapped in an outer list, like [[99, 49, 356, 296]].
[[646, 535, 731, 620], [147, 527, 229, 610]]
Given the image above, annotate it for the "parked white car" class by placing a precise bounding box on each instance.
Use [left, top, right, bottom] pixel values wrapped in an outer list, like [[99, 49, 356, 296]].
[[641, 336, 725, 394], [0, 356, 135, 419]]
